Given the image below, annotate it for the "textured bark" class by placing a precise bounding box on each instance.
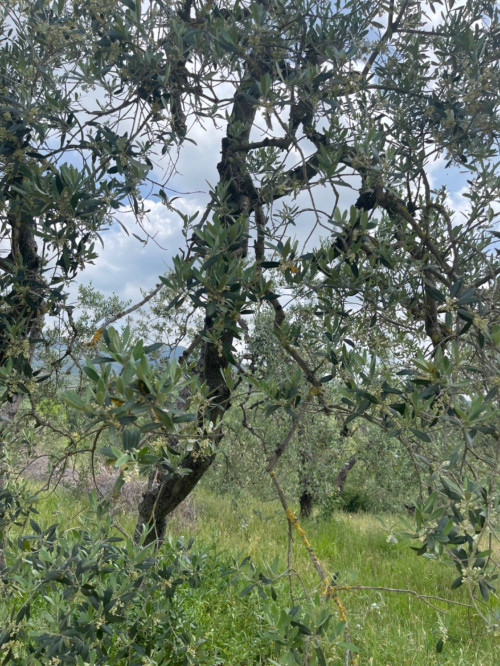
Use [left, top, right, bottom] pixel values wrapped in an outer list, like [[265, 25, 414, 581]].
[[135, 453, 215, 545], [1, 205, 44, 373], [133, 36, 267, 544], [336, 454, 357, 495]]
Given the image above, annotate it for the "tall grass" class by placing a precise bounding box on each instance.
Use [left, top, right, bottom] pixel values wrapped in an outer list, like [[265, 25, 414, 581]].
[[4, 482, 499, 665], [178, 490, 499, 665]]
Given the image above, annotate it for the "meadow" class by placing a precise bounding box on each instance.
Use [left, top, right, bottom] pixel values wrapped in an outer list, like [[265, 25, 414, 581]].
[[3, 481, 498, 665]]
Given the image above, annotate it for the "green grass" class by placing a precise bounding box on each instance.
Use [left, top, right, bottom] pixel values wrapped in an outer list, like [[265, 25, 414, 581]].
[[175, 491, 499, 665], [4, 482, 499, 665]]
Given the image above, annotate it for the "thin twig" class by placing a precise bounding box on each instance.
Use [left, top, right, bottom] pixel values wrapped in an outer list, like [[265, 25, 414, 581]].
[[340, 585, 473, 610], [97, 282, 164, 333]]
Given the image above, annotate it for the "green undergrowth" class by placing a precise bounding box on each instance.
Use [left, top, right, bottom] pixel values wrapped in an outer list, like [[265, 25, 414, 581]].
[[1, 482, 499, 665], [181, 490, 500, 665]]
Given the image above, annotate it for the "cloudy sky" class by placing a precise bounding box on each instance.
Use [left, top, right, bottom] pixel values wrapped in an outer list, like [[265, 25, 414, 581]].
[[74, 122, 220, 304], [72, 0, 476, 312], [75, 129, 470, 309]]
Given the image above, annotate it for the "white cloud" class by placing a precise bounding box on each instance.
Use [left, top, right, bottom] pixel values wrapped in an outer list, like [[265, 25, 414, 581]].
[[75, 197, 200, 303], [139, 199, 187, 246]]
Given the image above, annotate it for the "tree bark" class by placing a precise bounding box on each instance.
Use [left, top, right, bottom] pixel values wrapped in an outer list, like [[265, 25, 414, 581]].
[[336, 454, 357, 495], [299, 448, 314, 518], [133, 332, 232, 545], [133, 42, 267, 544], [299, 489, 314, 519], [134, 452, 215, 545]]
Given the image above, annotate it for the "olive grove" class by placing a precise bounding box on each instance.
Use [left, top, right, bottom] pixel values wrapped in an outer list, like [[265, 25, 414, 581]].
[[1, 0, 500, 648]]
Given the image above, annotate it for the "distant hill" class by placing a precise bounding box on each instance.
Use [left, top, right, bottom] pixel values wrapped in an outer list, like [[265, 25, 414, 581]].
[[34, 341, 186, 375]]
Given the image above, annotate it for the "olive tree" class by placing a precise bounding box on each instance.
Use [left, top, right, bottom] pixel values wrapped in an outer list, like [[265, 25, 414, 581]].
[[2, 0, 500, 614]]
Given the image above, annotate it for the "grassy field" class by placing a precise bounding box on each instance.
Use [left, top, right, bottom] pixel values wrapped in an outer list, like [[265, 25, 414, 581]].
[[173, 492, 500, 665], [3, 482, 499, 665]]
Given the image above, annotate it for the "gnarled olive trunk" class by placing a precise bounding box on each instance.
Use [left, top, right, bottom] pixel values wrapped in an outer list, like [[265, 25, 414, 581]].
[[134, 451, 216, 545], [133, 42, 267, 544], [134, 329, 233, 545]]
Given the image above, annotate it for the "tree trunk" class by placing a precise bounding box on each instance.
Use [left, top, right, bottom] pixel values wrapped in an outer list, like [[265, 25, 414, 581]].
[[299, 489, 314, 519], [299, 448, 314, 518], [133, 49, 266, 543], [133, 335, 231, 545], [134, 452, 215, 545], [336, 454, 357, 495]]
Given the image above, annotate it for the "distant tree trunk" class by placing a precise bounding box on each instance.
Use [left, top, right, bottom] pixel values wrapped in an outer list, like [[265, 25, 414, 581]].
[[299, 489, 314, 518], [299, 448, 314, 518], [336, 454, 357, 495]]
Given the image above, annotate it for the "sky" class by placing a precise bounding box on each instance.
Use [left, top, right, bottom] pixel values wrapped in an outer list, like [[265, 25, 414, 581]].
[[73, 111, 223, 304]]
